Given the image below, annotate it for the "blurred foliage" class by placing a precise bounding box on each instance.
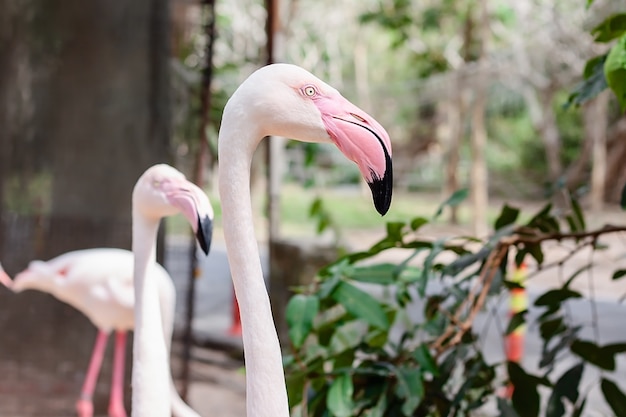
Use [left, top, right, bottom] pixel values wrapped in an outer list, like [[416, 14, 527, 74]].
[[286, 192, 626, 416], [567, 12, 626, 110], [165, 0, 625, 199]]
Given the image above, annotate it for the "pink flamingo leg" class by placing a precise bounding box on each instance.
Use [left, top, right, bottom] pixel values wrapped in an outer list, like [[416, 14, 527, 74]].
[[76, 331, 109, 417], [107, 331, 128, 417]]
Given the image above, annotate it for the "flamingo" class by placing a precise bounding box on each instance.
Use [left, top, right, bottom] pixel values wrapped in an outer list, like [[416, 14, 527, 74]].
[[130, 164, 212, 417], [0, 251, 202, 417], [217, 63, 392, 416]]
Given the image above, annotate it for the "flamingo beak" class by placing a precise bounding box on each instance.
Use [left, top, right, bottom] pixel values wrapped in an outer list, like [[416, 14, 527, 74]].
[[0, 262, 13, 288], [196, 215, 213, 256], [315, 94, 393, 215], [165, 180, 214, 255]]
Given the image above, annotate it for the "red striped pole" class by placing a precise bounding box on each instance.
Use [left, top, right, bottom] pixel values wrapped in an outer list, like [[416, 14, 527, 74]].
[[505, 261, 527, 398]]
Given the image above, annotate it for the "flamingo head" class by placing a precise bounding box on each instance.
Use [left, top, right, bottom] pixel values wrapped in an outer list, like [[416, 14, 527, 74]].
[[221, 63, 393, 215], [133, 164, 214, 254], [8, 261, 62, 294]]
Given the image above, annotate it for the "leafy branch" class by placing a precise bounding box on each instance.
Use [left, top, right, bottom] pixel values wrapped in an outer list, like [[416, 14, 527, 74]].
[[286, 193, 626, 417], [430, 224, 626, 356]]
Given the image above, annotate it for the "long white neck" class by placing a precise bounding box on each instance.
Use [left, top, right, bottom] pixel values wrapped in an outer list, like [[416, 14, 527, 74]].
[[219, 119, 290, 417], [131, 213, 171, 417]]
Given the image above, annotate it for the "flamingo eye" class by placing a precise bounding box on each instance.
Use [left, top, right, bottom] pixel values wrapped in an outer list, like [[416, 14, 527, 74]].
[[303, 85, 317, 97], [152, 180, 162, 188]]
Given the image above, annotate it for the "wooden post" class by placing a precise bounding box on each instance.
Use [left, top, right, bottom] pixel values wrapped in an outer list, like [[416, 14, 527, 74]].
[[181, 0, 217, 400]]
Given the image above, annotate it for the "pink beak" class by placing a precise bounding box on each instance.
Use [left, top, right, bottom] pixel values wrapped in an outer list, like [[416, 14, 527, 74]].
[[163, 178, 214, 255], [315, 93, 393, 215], [0, 263, 13, 288]]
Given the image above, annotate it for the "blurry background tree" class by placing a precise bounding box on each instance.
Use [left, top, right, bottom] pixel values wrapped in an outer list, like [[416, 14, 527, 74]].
[[0, 0, 170, 413], [170, 0, 624, 227]]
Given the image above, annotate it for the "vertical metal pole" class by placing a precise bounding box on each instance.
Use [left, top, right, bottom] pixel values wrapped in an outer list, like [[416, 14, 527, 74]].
[[265, 0, 286, 340], [181, 0, 217, 400]]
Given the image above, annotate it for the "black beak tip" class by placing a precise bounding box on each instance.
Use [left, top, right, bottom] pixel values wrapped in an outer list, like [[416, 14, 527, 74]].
[[368, 172, 393, 216], [196, 215, 213, 255]]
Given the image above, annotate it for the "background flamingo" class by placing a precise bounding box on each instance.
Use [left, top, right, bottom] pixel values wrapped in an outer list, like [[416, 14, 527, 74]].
[[0, 248, 201, 417], [130, 164, 212, 417], [217, 63, 392, 417]]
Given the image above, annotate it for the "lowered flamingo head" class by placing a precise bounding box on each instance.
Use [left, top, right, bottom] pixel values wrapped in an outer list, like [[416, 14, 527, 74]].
[[220, 63, 393, 215], [133, 164, 214, 254], [6, 261, 63, 294]]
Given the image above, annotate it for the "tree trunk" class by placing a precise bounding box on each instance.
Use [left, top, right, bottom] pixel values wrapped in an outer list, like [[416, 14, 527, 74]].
[[538, 90, 563, 183], [604, 116, 626, 203], [470, 0, 490, 236], [470, 85, 489, 236], [0, 0, 171, 414], [584, 91, 610, 213], [441, 87, 466, 225]]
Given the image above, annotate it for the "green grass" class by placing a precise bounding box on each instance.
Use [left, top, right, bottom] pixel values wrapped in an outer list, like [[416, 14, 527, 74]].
[[278, 185, 440, 233], [166, 184, 489, 237], [164, 182, 548, 239]]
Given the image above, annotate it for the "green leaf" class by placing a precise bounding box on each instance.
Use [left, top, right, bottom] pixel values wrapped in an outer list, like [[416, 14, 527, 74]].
[[365, 328, 388, 348], [286, 294, 319, 348], [563, 264, 593, 288], [327, 373, 354, 417], [540, 328, 580, 368], [347, 263, 421, 285], [605, 36, 626, 110], [565, 198, 585, 233], [573, 398, 587, 417], [419, 238, 446, 296], [605, 342, 626, 355], [424, 295, 444, 320], [331, 281, 389, 330], [539, 317, 566, 342], [571, 340, 615, 371], [363, 392, 387, 417], [497, 398, 521, 417], [444, 247, 491, 276], [410, 216, 429, 231], [434, 188, 469, 219], [506, 310, 528, 335], [412, 344, 439, 376], [570, 197, 586, 231], [591, 13, 626, 43], [546, 363, 584, 417], [613, 269, 626, 280], [565, 55, 608, 108], [601, 378, 626, 417], [286, 370, 306, 408], [526, 243, 544, 265], [495, 204, 520, 230], [508, 362, 542, 417], [394, 366, 424, 416], [309, 197, 322, 216], [332, 349, 356, 370], [329, 321, 367, 354], [534, 288, 582, 307], [319, 272, 341, 299]]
